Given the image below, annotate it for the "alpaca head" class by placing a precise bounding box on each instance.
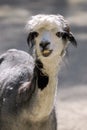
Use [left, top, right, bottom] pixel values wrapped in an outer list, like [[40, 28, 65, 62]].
[[26, 14, 77, 69]]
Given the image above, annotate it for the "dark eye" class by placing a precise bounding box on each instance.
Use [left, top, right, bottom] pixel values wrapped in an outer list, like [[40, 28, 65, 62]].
[[30, 31, 39, 40], [56, 31, 69, 40], [56, 32, 62, 38]]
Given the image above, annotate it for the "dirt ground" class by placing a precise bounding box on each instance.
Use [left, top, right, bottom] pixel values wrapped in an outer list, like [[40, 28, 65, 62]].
[[0, 0, 87, 130]]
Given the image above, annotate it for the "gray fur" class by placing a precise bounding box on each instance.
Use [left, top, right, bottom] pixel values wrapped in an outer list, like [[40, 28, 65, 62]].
[[0, 49, 57, 130]]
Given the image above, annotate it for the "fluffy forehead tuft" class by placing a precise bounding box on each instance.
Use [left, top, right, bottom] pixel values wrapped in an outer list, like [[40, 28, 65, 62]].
[[26, 14, 69, 32]]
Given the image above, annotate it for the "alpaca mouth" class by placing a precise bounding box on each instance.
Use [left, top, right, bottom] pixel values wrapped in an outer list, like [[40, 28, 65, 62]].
[[42, 49, 53, 57]]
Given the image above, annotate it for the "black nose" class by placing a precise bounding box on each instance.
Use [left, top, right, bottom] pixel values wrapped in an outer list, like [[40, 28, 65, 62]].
[[40, 41, 50, 50]]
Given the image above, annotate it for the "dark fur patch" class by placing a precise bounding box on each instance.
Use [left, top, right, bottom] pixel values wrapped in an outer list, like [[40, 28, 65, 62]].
[[56, 31, 77, 47], [68, 33, 77, 47], [27, 32, 38, 48], [35, 59, 49, 90], [0, 57, 4, 64]]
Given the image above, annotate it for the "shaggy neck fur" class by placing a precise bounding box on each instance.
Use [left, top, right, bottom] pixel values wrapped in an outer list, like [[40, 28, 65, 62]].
[[21, 55, 61, 123]]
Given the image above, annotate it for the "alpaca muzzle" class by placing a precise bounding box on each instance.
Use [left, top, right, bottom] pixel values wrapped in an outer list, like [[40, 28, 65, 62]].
[[40, 41, 53, 57]]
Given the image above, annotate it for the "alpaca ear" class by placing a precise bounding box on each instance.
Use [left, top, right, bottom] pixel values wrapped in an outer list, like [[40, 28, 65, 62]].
[[27, 33, 34, 48], [68, 32, 77, 47], [63, 27, 77, 47], [27, 32, 38, 48], [57, 31, 77, 47], [27, 33, 30, 45]]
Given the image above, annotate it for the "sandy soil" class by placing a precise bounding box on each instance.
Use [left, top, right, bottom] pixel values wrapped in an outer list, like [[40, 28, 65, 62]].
[[57, 85, 87, 130]]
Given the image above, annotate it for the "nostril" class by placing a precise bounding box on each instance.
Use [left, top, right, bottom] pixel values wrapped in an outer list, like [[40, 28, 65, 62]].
[[40, 41, 50, 49]]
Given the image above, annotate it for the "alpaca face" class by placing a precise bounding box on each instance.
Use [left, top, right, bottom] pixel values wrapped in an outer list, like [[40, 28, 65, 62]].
[[32, 28, 66, 58], [27, 15, 77, 64]]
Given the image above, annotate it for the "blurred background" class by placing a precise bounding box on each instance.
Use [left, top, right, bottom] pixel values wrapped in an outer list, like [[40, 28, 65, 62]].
[[0, 0, 87, 129]]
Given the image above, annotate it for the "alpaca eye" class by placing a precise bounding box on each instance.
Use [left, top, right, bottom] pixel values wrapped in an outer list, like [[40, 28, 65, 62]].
[[56, 32, 61, 38], [30, 31, 39, 40], [62, 32, 69, 40], [56, 31, 69, 40]]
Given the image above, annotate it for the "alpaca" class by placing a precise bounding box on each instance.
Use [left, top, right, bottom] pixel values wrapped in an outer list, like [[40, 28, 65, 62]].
[[0, 14, 77, 130]]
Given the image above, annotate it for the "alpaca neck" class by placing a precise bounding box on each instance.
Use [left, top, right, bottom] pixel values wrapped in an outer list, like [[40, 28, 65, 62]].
[[28, 59, 59, 122], [21, 58, 59, 123]]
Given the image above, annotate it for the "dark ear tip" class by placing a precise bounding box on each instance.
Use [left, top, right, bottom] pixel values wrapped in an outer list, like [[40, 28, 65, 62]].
[[74, 40, 77, 47], [27, 34, 30, 45], [69, 33, 77, 47], [71, 38, 77, 47]]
